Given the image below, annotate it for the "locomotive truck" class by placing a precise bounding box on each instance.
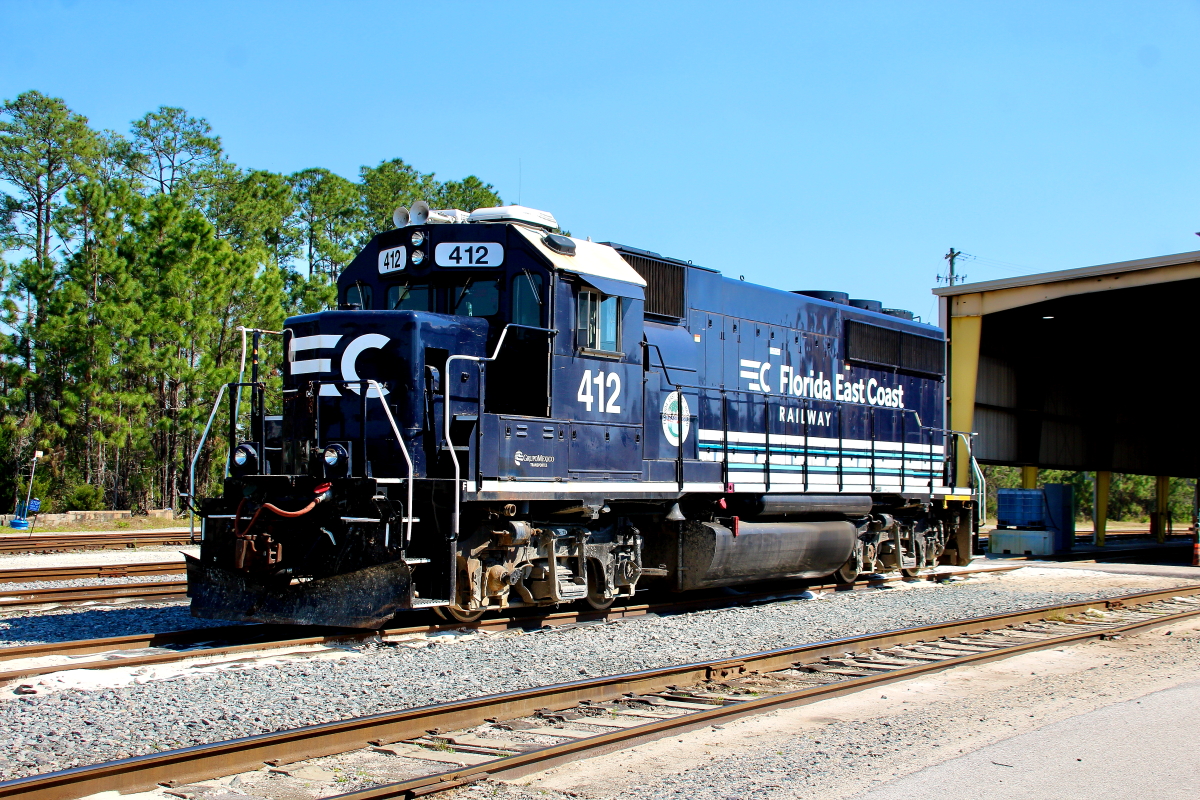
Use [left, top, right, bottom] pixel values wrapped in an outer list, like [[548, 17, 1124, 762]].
[[187, 202, 977, 627]]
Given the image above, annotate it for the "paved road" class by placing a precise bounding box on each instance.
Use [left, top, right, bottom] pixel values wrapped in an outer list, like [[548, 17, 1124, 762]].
[[854, 679, 1200, 800]]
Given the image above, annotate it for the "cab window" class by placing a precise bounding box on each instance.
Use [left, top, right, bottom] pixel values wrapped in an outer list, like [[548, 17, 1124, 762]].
[[451, 276, 501, 317], [345, 284, 372, 309], [577, 289, 620, 353], [512, 271, 544, 327], [387, 281, 431, 311]]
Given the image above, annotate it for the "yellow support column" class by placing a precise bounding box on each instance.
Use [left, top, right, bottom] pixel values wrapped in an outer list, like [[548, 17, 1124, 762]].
[[1155, 475, 1170, 543], [1021, 467, 1039, 489], [1094, 471, 1110, 547], [949, 310, 982, 490]]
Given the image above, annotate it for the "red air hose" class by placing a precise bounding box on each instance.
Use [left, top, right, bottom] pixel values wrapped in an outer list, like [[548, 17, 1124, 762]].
[[235, 484, 330, 536]]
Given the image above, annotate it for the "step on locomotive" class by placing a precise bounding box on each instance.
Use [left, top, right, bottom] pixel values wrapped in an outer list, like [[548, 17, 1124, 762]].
[[188, 201, 978, 627]]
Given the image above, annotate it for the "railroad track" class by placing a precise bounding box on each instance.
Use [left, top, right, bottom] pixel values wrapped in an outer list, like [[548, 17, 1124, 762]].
[[0, 561, 185, 584], [0, 531, 191, 554], [0, 565, 1021, 686], [0, 580, 188, 611], [3, 580, 1196, 800]]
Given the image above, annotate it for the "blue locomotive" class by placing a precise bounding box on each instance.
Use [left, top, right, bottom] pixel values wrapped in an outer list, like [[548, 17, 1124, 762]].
[[188, 203, 976, 627]]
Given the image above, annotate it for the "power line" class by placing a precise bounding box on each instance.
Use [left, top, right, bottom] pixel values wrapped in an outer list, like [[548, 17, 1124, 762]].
[[937, 249, 1036, 284]]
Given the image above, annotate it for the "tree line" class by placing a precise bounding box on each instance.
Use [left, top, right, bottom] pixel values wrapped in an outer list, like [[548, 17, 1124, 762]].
[[0, 90, 502, 514]]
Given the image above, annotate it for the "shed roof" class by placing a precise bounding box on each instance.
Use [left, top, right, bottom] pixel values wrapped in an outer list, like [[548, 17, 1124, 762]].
[[932, 249, 1200, 297]]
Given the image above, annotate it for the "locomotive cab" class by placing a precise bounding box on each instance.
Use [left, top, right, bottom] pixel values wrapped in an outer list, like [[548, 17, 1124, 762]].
[[189, 207, 653, 625]]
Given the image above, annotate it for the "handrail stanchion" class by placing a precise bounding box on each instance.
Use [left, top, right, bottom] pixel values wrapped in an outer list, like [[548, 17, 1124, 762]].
[[444, 324, 557, 543], [367, 380, 415, 546], [189, 384, 229, 544]]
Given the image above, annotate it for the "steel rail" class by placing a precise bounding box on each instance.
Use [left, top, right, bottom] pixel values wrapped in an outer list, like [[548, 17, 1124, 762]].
[[0, 566, 1021, 685], [0, 562, 186, 584], [0, 532, 190, 554], [2, 581, 1196, 800], [0, 581, 189, 610], [338, 595, 1200, 799]]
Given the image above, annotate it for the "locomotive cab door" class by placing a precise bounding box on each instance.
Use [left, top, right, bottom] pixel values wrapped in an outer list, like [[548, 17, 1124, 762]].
[[486, 268, 551, 417], [550, 276, 646, 481], [483, 267, 566, 481]]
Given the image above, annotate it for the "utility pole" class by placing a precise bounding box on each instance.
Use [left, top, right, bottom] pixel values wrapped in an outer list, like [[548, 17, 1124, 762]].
[[939, 248, 966, 286]]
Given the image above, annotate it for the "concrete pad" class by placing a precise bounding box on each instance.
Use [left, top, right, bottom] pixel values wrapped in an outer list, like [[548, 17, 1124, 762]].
[[1028, 560, 1200, 580], [853, 679, 1200, 800]]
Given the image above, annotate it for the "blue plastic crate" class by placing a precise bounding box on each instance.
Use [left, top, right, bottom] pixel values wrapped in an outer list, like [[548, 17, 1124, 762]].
[[996, 488, 1047, 528]]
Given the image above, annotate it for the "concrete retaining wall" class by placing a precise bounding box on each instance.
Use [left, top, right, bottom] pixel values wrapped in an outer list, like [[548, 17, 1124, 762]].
[[1, 509, 175, 527]]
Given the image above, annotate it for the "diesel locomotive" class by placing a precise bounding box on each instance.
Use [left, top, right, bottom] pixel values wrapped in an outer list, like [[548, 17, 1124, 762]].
[[187, 202, 977, 627]]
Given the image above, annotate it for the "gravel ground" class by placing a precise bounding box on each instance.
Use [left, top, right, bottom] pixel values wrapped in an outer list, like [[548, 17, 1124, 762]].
[[0, 567, 1194, 781], [0, 601, 235, 648], [0, 573, 182, 592]]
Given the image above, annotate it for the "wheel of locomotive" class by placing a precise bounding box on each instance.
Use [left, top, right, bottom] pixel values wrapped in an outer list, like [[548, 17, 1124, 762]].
[[584, 567, 615, 611], [900, 529, 926, 579], [834, 541, 864, 584], [835, 560, 861, 584], [434, 605, 487, 623]]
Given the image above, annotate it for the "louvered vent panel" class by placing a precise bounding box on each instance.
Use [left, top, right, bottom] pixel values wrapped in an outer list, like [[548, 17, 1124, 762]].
[[845, 320, 944, 376], [621, 254, 685, 318]]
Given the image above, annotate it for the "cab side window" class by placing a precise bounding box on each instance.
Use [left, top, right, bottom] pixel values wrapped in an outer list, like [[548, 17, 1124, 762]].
[[345, 284, 372, 309], [577, 290, 621, 353]]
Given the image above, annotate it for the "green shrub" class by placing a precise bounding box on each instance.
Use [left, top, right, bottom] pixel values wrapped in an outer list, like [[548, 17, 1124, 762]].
[[63, 484, 107, 512]]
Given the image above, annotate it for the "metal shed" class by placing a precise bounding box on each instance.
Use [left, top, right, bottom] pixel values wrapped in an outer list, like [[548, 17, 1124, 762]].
[[933, 250, 1200, 543]]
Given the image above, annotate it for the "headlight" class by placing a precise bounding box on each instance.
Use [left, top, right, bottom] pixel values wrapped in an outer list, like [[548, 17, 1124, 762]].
[[324, 445, 343, 466], [231, 444, 258, 476], [411, 249, 425, 265], [411, 231, 425, 247], [322, 443, 350, 478]]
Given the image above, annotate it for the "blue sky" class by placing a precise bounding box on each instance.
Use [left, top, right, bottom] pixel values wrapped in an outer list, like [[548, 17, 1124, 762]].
[[3, 1, 1199, 322]]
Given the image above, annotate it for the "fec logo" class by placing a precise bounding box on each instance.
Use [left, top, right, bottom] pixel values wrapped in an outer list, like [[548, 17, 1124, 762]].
[[661, 391, 691, 447]]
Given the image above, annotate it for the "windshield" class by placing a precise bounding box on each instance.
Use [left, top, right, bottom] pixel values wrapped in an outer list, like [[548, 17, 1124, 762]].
[[451, 277, 501, 317], [387, 281, 431, 311]]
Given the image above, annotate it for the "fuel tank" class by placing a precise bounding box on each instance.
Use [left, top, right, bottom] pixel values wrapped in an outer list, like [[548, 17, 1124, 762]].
[[673, 519, 857, 590]]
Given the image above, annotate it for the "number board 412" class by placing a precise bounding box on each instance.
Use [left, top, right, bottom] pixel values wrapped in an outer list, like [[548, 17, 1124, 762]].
[[435, 242, 504, 267]]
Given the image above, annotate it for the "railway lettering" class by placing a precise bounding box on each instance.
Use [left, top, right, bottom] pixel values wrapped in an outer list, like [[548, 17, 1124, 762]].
[[778, 406, 833, 426]]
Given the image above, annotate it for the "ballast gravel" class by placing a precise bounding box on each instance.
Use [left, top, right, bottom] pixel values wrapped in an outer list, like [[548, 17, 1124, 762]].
[[0, 573, 182, 593], [0, 601, 234, 648], [0, 567, 1194, 781]]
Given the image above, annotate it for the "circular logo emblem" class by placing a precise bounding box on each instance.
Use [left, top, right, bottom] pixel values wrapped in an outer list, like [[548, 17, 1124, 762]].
[[661, 391, 691, 447]]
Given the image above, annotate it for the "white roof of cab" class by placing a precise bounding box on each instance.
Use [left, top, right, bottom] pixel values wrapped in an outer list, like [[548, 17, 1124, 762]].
[[513, 225, 647, 287], [468, 205, 559, 229]]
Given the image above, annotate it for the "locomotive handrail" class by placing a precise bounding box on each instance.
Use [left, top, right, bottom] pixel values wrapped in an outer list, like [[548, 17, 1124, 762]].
[[950, 430, 986, 528], [444, 324, 558, 542], [639, 356, 967, 494], [367, 379, 416, 546], [188, 383, 230, 543], [642, 342, 686, 489], [640, 361, 956, 439]]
